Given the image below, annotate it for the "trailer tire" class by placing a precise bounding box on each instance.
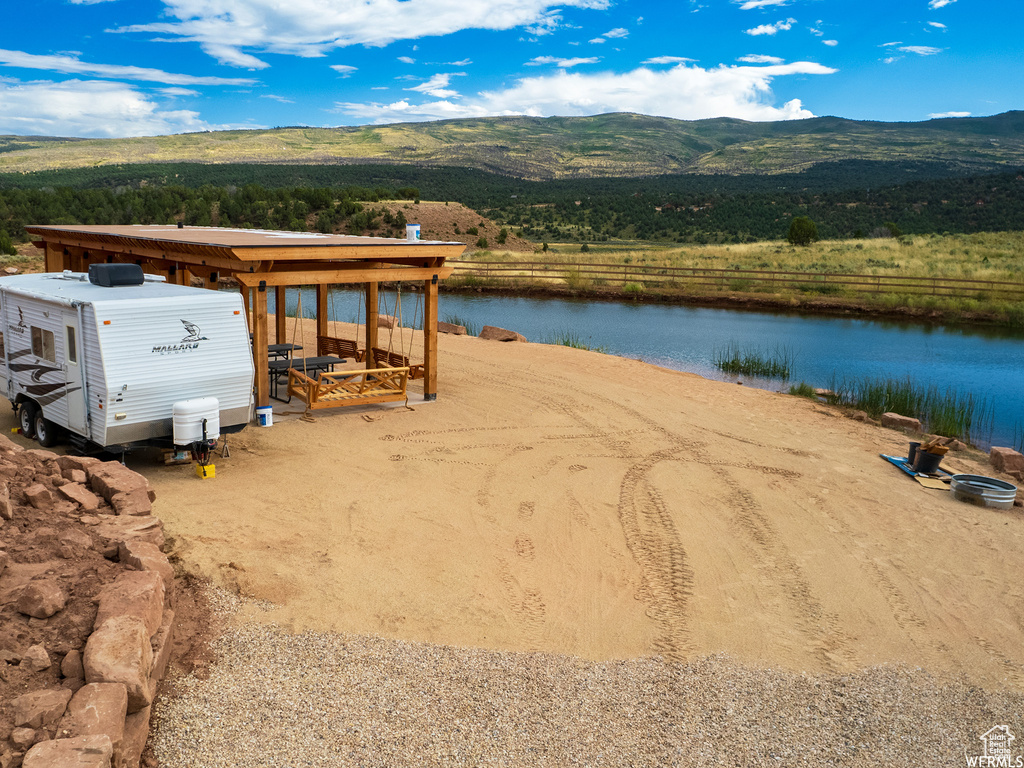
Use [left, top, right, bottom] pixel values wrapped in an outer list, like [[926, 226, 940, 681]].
[[19, 402, 37, 439], [34, 411, 61, 448]]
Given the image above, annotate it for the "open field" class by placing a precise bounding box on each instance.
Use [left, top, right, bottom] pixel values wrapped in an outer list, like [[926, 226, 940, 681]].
[[473, 231, 1024, 283], [453, 232, 1024, 325]]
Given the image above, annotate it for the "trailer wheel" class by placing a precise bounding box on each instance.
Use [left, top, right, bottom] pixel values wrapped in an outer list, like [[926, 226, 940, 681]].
[[34, 411, 61, 448], [18, 402, 37, 439]]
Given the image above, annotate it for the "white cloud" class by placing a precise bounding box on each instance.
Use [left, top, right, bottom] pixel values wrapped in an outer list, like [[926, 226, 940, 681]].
[[526, 56, 600, 68], [823, 39, 838, 46], [589, 37, 606, 44], [808, 27, 823, 36], [737, 54, 784, 64], [602, 28, 629, 38], [745, 18, 796, 36], [736, 0, 789, 8], [158, 87, 200, 96], [929, 111, 970, 118], [261, 94, 294, 103], [644, 56, 697, 65], [928, 0, 955, 7], [900, 45, 941, 55], [198, 44, 269, 70], [330, 64, 357, 75], [0, 48, 255, 85], [406, 72, 465, 98], [448, 59, 472, 66], [928, 21, 947, 28], [883, 56, 900, 64], [67, 0, 118, 4], [398, 56, 416, 64], [116, 0, 612, 67], [334, 60, 835, 124], [0, 78, 242, 137], [880, 41, 902, 47]]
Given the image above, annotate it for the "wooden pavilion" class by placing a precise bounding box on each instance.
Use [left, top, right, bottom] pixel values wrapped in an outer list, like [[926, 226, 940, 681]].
[[24, 224, 465, 409]]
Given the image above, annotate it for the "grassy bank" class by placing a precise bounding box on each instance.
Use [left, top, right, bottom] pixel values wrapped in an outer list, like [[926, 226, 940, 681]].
[[451, 232, 1024, 327]]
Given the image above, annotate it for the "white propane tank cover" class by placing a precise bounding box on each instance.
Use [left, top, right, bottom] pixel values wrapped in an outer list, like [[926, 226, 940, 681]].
[[172, 397, 221, 445]]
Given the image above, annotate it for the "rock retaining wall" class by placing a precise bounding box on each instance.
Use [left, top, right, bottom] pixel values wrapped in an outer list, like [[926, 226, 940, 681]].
[[0, 436, 174, 768]]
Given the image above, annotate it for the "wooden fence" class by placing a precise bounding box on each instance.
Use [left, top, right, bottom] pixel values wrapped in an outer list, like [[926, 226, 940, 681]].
[[451, 260, 1024, 300]]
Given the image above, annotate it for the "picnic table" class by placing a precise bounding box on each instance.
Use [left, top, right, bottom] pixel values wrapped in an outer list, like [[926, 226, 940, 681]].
[[268, 343, 302, 360]]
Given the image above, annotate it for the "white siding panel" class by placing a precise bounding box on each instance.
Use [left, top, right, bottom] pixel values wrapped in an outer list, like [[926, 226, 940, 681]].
[[93, 292, 253, 443]]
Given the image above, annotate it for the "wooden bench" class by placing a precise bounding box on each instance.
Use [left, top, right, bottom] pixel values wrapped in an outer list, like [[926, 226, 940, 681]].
[[287, 366, 409, 410], [318, 335, 365, 362], [370, 347, 423, 380]]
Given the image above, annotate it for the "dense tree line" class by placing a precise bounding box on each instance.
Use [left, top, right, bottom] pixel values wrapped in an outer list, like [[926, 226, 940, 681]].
[[1, 161, 1022, 245], [0, 183, 420, 243]]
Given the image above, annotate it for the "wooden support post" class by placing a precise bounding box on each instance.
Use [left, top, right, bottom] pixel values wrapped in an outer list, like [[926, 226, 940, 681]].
[[275, 286, 286, 343], [44, 244, 64, 273], [239, 284, 250, 332], [365, 281, 379, 369], [316, 284, 329, 340], [423, 275, 438, 400], [180, 268, 193, 287], [253, 281, 270, 410]]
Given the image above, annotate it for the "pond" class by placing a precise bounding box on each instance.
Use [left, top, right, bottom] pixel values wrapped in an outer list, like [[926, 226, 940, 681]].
[[271, 288, 1024, 449]]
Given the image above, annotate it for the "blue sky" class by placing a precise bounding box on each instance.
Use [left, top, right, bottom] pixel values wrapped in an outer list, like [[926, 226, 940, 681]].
[[0, 0, 1019, 138]]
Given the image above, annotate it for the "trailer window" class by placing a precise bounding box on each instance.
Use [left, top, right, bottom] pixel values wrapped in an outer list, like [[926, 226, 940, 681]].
[[66, 326, 77, 364], [31, 327, 56, 363]]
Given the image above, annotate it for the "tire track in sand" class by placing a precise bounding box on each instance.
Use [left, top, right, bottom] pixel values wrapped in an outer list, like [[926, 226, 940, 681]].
[[711, 466, 854, 672], [617, 449, 695, 662]]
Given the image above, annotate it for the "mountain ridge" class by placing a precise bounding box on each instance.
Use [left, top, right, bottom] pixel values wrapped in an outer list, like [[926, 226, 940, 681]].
[[1, 111, 1022, 181]]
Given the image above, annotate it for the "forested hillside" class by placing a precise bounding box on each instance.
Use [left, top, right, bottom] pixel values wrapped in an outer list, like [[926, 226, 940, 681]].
[[1, 166, 1021, 247]]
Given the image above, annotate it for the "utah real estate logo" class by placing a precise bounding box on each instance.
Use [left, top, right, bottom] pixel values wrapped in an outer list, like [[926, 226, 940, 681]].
[[966, 726, 1022, 767]]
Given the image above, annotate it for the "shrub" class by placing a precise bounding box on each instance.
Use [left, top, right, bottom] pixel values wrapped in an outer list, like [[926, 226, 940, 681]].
[[788, 382, 817, 398], [0, 231, 15, 256], [476, 237, 488, 248], [787, 216, 819, 246]]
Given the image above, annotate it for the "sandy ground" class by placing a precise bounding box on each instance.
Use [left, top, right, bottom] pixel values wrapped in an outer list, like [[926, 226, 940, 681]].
[[77, 318, 1024, 690]]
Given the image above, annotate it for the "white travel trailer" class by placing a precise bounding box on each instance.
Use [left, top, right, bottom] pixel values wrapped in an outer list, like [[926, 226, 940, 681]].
[[0, 264, 254, 452]]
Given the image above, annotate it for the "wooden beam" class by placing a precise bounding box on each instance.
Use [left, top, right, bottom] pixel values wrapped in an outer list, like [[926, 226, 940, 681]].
[[235, 266, 453, 287], [29, 236, 246, 273], [275, 286, 286, 343], [252, 283, 270, 410], [365, 282, 378, 369], [423, 276, 438, 401], [230, 243, 464, 263], [316, 284, 329, 339]]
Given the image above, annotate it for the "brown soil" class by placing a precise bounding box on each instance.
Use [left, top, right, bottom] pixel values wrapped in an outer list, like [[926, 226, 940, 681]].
[[372, 200, 534, 252], [103, 316, 1024, 692]]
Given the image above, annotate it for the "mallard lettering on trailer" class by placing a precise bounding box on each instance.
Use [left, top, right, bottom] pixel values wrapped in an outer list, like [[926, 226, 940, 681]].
[[152, 343, 201, 354]]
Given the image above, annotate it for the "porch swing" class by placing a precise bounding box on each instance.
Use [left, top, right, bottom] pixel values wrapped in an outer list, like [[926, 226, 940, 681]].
[[316, 285, 366, 362], [370, 282, 424, 380], [286, 286, 410, 412]]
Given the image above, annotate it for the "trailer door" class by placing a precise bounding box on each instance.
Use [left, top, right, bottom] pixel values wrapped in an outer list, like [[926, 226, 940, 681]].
[[63, 312, 87, 433]]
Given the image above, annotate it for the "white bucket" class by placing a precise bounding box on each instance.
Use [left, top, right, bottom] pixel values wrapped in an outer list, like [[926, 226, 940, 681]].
[[406, 224, 420, 241], [255, 405, 273, 427]]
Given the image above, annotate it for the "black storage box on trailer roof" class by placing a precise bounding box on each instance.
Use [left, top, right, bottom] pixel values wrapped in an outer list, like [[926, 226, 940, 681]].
[[88, 263, 146, 287]]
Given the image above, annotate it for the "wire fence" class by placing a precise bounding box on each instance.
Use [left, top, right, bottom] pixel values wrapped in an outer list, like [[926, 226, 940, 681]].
[[450, 260, 1024, 299]]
